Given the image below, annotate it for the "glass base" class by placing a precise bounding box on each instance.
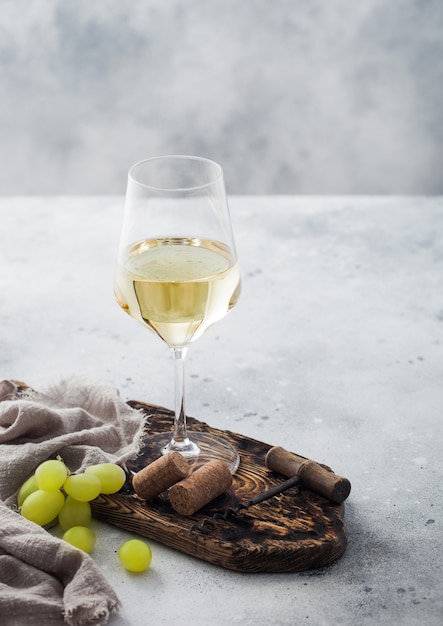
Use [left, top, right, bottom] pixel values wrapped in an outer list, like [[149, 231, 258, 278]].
[[127, 431, 240, 474]]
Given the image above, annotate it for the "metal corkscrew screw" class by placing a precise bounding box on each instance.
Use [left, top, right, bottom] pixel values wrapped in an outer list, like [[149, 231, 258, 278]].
[[196, 473, 302, 530]]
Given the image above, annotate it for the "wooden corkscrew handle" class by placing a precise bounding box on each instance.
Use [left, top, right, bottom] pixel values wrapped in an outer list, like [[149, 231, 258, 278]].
[[265, 446, 351, 504]]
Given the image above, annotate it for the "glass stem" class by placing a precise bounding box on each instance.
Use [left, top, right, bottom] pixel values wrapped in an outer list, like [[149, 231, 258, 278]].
[[171, 346, 189, 445]]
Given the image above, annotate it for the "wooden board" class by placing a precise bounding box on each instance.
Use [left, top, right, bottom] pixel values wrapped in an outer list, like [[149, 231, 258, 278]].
[[91, 401, 348, 573]]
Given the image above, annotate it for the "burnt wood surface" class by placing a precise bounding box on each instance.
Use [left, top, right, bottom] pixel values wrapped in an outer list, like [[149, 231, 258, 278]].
[[91, 401, 348, 573]]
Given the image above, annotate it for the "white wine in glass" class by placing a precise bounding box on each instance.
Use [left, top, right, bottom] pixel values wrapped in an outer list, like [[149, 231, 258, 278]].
[[114, 156, 241, 473]]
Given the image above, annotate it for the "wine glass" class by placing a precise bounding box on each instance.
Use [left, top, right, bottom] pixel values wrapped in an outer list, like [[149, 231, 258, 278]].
[[114, 155, 241, 473]]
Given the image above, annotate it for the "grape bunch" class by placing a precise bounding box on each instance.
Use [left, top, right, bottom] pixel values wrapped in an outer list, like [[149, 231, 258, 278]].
[[17, 457, 152, 571]]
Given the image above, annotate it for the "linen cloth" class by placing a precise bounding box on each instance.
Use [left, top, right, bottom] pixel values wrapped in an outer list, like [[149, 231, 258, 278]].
[[0, 377, 145, 625]]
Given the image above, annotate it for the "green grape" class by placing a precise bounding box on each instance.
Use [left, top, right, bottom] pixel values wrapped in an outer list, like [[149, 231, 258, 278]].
[[58, 496, 92, 531], [21, 489, 65, 526], [63, 526, 96, 553], [17, 474, 38, 507], [84, 463, 126, 494], [118, 539, 152, 572], [35, 459, 68, 491], [63, 473, 101, 502]]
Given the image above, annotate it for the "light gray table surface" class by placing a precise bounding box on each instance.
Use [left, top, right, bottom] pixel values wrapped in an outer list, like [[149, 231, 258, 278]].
[[0, 196, 442, 625]]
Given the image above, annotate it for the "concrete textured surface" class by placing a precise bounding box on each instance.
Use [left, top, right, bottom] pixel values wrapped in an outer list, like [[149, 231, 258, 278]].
[[0, 195, 442, 625], [1, 1, 443, 195]]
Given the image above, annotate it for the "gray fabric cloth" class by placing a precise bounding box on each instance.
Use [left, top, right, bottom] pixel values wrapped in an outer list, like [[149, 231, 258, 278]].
[[0, 377, 145, 625]]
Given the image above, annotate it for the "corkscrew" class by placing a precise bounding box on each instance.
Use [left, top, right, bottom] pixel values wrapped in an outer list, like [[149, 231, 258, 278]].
[[192, 446, 351, 532]]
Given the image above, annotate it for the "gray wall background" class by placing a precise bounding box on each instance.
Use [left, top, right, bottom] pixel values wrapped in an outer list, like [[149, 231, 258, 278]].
[[0, 0, 442, 195]]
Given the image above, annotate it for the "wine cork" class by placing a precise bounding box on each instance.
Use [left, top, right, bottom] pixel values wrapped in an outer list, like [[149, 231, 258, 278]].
[[169, 460, 232, 516], [132, 451, 190, 500]]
